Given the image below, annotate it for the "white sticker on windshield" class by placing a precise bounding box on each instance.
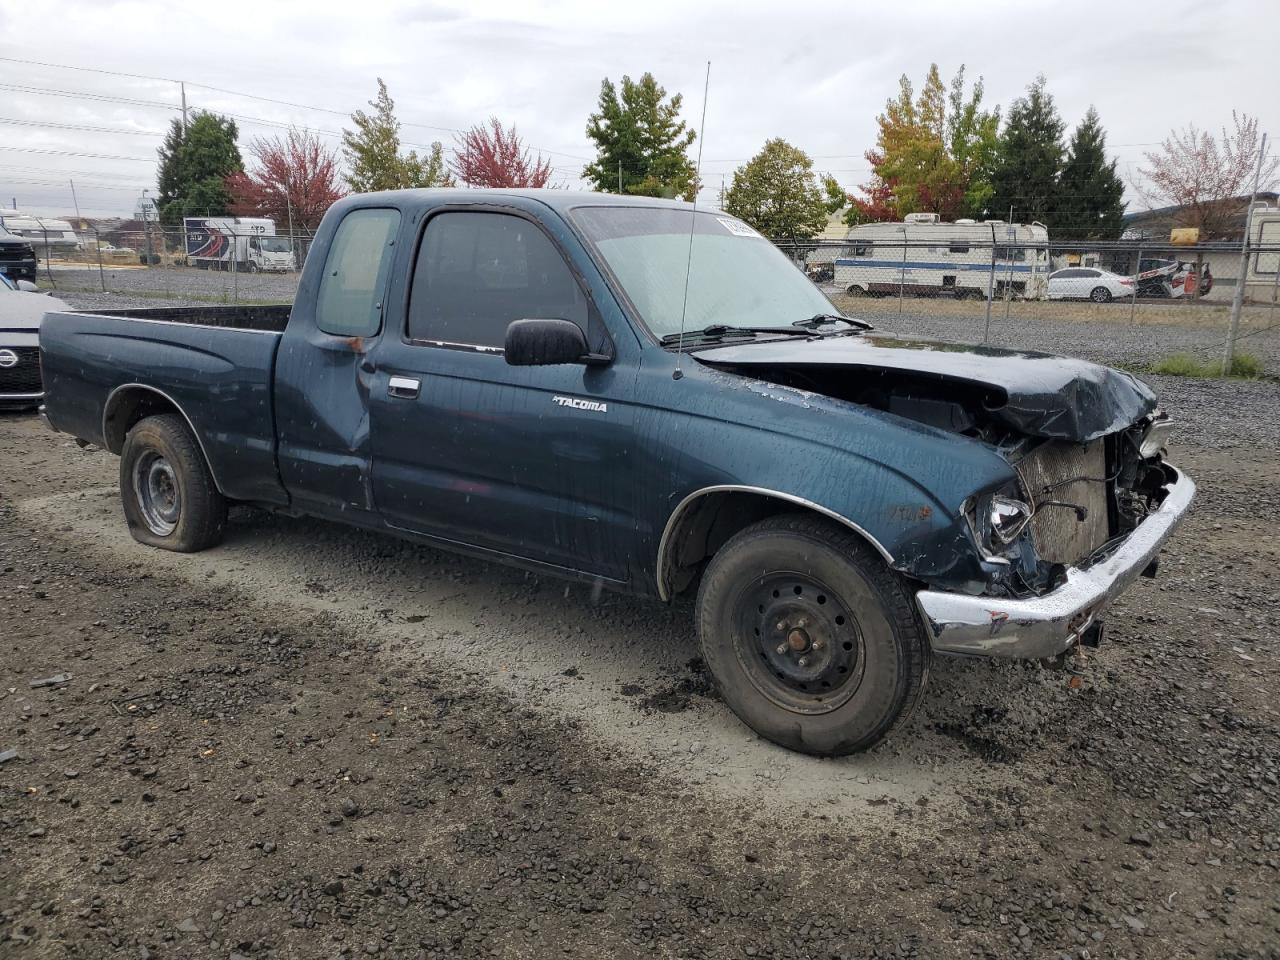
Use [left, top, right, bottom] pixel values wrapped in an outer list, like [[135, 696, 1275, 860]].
[[716, 216, 760, 238]]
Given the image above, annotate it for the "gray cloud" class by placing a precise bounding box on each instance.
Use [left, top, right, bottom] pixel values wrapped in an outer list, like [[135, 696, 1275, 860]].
[[0, 0, 1275, 217]]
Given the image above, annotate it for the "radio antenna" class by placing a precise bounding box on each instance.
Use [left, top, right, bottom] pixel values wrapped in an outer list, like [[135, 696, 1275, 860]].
[[674, 60, 710, 381]]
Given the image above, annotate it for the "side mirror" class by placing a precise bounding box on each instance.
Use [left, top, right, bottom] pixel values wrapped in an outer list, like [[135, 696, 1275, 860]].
[[504, 319, 609, 366]]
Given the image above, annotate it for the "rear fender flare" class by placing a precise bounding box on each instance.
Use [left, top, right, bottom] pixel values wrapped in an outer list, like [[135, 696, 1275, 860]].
[[102, 383, 225, 495]]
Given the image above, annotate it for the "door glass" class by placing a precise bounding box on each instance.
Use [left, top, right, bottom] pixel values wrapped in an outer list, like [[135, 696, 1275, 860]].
[[315, 208, 401, 337], [407, 212, 588, 348]]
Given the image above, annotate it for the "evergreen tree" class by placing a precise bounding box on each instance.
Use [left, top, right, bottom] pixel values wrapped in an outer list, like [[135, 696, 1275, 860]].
[[342, 79, 453, 193], [583, 73, 697, 200], [1056, 108, 1126, 239], [155, 112, 242, 225], [987, 75, 1065, 223], [723, 139, 829, 241]]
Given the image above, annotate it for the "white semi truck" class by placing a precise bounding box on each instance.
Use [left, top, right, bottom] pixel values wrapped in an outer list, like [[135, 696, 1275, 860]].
[[183, 217, 294, 272], [834, 213, 1050, 301]]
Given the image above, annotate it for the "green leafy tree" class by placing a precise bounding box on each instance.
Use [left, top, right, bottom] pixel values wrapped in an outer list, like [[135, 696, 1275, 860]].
[[403, 142, 454, 189], [723, 139, 829, 241], [155, 111, 243, 224], [851, 64, 997, 224], [1055, 107, 1126, 239], [583, 73, 697, 200], [946, 66, 1001, 219], [821, 173, 847, 214], [342, 78, 454, 193], [988, 75, 1065, 223]]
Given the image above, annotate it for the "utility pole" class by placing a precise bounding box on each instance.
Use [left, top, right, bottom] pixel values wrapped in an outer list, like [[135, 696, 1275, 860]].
[[180, 82, 189, 135], [141, 190, 154, 267], [1224, 132, 1267, 373], [69, 180, 82, 222], [617, 160, 622, 194]]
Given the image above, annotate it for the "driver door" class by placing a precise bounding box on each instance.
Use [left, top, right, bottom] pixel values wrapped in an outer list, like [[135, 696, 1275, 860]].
[[369, 208, 635, 580]]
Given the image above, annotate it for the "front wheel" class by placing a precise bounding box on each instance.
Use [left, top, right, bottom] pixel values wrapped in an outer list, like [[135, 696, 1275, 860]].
[[120, 414, 227, 552], [696, 514, 930, 756], [1090, 286, 1113, 303]]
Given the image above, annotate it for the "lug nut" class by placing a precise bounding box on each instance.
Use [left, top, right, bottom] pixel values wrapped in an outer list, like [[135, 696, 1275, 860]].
[[775, 643, 788, 655], [776, 621, 787, 632], [812, 639, 824, 650], [797, 657, 808, 667]]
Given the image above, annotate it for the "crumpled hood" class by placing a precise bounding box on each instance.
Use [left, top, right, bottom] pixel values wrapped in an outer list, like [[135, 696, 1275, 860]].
[[693, 333, 1157, 442]]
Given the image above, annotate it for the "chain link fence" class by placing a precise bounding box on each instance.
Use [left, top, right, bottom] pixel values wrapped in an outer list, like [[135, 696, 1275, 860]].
[[20, 216, 1280, 377]]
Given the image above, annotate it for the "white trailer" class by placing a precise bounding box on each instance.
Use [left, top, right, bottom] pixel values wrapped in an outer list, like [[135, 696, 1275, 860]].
[[834, 213, 1050, 301], [1245, 204, 1280, 298], [183, 217, 294, 273]]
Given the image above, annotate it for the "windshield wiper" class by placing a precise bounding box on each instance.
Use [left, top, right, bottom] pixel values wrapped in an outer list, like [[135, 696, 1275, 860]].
[[792, 313, 873, 331], [659, 324, 811, 346]]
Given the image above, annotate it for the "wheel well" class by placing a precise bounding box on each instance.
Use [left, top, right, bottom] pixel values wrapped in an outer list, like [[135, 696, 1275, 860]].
[[658, 490, 892, 600], [102, 387, 183, 455]]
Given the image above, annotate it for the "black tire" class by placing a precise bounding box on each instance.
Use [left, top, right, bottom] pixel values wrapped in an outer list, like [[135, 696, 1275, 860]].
[[695, 514, 930, 756], [845, 284, 866, 297], [247, 261, 259, 274], [1090, 286, 1112, 303], [120, 414, 227, 552]]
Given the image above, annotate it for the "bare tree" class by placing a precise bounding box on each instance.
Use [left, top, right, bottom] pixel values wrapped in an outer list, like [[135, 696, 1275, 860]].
[[1136, 112, 1278, 239]]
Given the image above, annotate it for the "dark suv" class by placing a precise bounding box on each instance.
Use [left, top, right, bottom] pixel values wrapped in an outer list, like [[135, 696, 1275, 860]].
[[0, 226, 38, 284]]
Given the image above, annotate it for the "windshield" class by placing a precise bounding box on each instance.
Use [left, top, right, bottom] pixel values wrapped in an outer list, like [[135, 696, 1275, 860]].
[[571, 206, 836, 340], [258, 237, 291, 253]]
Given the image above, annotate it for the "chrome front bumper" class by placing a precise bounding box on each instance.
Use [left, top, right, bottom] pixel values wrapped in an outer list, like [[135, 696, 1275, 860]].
[[916, 465, 1195, 659]]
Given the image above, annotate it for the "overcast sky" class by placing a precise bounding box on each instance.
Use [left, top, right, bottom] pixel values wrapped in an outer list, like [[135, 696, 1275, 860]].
[[1, 0, 1276, 220]]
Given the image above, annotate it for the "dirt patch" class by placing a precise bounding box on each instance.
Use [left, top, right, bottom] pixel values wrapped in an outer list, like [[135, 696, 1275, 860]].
[[3, 413, 1279, 959]]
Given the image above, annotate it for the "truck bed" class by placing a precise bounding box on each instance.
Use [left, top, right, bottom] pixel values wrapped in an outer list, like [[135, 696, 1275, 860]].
[[39, 305, 291, 506], [72, 304, 293, 331]]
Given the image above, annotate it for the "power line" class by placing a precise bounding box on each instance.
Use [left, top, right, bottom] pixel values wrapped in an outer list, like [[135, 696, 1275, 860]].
[[0, 116, 166, 137], [0, 145, 156, 163], [0, 56, 592, 163]]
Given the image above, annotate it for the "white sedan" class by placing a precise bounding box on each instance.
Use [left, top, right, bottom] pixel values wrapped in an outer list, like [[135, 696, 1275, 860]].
[[1047, 267, 1135, 303]]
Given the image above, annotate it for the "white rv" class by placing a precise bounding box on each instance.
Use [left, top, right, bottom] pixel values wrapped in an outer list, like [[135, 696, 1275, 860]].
[[0, 212, 82, 258], [834, 213, 1049, 301], [1245, 203, 1280, 297]]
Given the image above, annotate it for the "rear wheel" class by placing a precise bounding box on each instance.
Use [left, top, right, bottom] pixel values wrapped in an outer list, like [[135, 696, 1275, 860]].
[[1090, 286, 1113, 303], [845, 284, 866, 297], [696, 514, 930, 756], [120, 414, 227, 552]]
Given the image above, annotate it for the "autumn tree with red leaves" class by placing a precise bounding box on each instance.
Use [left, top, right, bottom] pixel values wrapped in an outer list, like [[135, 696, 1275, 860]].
[[451, 117, 554, 188], [227, 127, 347, 231]]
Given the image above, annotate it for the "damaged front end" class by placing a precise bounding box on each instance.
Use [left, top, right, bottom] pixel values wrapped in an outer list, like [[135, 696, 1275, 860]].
[[692, 336, 1193, 659], [919, 411, 1193, 659], [964, 411, 1181, 601]]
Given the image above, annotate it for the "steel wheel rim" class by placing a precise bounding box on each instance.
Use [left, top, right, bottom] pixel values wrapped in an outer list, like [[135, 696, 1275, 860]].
[[732, 572, 867, 715], [133, 451, 181, 536]]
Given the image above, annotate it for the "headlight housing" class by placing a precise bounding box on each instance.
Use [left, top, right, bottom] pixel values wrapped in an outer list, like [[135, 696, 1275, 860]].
[[964, 488, 1034, 561]]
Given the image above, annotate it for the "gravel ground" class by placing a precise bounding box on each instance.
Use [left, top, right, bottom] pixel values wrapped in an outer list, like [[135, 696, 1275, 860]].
[[4, 313, 1280, 956], [45, 266, 300, 305]]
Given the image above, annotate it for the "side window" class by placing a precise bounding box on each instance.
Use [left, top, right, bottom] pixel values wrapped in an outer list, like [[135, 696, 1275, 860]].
[[407, 212, 588, 348], [949, 244, 969, 254], [315, 208, 401, 337]]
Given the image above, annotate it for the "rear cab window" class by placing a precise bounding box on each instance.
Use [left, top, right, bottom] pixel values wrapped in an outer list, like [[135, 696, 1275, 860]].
[[407, 211, 589, 350], [315, 208, 402, 337]]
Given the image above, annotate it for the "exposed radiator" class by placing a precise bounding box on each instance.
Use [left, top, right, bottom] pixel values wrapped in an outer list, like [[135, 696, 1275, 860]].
[[1015, 439, 1109, 565]]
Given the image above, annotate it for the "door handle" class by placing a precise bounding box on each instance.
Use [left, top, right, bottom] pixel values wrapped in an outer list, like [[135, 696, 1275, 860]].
[[387, 376, 421, 399]]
